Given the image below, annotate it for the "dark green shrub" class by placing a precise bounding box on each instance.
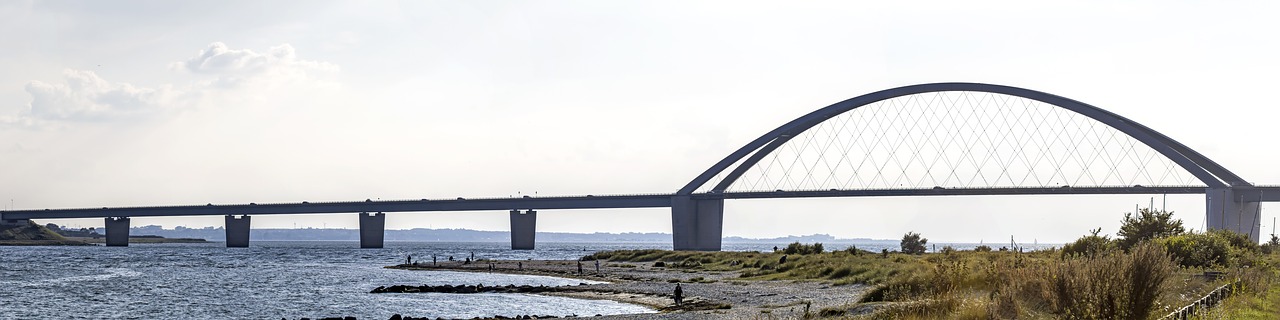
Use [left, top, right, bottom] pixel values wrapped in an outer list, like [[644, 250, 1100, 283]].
[[783, 242, 824, 255], [1061, 228, 1115, 258], [973, 245, 992, 252], [940, 246, 956, 255], [1117, 208, 1184, 250], [1154, 231, 1231, 268], [1263, 234, 1280, 254], [843, 245, 861, 255], [901, 231, 928, 254]]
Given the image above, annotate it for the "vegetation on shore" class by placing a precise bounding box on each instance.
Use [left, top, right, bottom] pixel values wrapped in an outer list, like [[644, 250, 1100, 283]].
[[582, 208, 1280, 319], [0, 220, 89, 245]]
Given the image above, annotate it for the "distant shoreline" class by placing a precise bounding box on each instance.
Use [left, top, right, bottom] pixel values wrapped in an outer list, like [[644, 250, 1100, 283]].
[[66, 237, 209, 244]]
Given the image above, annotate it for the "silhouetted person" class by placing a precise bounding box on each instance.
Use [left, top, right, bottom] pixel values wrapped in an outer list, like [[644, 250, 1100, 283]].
[[448, 256, 454, 261], [595, 260, 600, 273], [406, 255, 412, 265], [673, 283, 684, 306], [577, 260, 583, 274], [518, 262, 523, 270], [465, 257, 471, 264], [433, 255, 437, 266], [779, 255, 787, 264], [773, 246, 778, 252]]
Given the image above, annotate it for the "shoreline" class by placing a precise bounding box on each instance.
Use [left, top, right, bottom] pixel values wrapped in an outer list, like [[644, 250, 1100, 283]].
[[385, 259, 869, 319]]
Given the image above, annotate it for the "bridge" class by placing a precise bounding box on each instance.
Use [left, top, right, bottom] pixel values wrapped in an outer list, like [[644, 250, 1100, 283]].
[[3, 83, 1275, 250]]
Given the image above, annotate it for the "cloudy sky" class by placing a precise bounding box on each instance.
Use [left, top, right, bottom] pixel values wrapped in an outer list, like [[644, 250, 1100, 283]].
[[3, 1, 1279, 243]]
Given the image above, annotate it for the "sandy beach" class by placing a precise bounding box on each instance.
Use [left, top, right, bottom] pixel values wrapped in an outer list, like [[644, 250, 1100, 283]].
[[387, 259, 871, 319]]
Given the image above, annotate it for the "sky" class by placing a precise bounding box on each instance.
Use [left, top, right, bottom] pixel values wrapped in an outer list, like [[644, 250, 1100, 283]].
[[3, 0, 1280, 243]]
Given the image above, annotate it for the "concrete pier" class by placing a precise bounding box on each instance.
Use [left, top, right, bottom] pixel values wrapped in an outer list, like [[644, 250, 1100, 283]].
[[225, 215, 251, 248], [510, 209, 537, 250], [104, 217, 130, 247], [359, 212, 385, 248], [671, 196, 723, 251], [1206, 188, 1262, 242]]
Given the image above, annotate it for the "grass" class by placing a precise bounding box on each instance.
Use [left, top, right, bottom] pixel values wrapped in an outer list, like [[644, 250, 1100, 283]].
[[0, 221, 88, 245], [586, 245, 1272, 319], [1188, 254, 1280, 320]]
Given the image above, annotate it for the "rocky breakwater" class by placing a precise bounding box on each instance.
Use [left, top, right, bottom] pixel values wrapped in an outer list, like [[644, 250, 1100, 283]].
[[370, 284, 589, 294]]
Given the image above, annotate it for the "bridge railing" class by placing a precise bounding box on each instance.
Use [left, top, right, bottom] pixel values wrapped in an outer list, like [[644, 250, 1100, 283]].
[[4, 192, 679, 213]]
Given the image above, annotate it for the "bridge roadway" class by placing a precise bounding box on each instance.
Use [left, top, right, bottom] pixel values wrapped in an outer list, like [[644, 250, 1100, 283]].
[[5, 185, 1280, 249]]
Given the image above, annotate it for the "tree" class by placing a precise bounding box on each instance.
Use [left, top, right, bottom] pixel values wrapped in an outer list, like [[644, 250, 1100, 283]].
[[901, 231, 928, 254], [1261, 234, 1279, 254], [1117, 208, 1184, 249]]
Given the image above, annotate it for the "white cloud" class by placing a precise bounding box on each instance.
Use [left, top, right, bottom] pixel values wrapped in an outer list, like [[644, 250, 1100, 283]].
[[8, 43, 339, 125], [172, 42, 339, 88], [19, 69, 175, 122]]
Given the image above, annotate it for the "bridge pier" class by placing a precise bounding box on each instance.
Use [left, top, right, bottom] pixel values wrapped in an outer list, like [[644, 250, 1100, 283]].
[[225, 215, 251, 248], [1206, 188, 1262, 242], [671, 196, 723, 251], [359, 212, 385, 248], [104, 217, 130, 247], [510, 209, 537, 250]]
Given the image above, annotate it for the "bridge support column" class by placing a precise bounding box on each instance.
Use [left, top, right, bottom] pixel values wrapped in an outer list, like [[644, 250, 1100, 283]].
[[104, 217, 130, 247], [671, 196, 723, 251], [224, 215, 251, 248], [510, 209, 537, 250], [1206, 188, 1261, 242], [359, 212, 385, 248]]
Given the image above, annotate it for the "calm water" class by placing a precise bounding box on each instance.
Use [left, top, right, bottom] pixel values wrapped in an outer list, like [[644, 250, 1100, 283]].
[[0, 241, 1055, 319]]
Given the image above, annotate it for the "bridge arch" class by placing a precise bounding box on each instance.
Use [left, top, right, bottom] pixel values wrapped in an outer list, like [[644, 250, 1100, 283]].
[[679, 82, 1248, 195]]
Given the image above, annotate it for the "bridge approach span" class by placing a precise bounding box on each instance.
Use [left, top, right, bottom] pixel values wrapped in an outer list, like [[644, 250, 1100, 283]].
[[3, 82, 1277, 250]]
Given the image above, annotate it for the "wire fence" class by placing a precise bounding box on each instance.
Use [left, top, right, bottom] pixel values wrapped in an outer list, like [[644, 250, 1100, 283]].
[[1160, 278, 1240, 320]]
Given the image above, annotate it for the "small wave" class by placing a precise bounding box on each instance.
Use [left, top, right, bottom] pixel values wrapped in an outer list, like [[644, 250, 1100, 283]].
[[24, 268, 142, 287]]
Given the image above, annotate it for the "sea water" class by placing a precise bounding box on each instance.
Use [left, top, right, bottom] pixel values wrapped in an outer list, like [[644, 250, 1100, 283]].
[[0, 241, 1055, 319]]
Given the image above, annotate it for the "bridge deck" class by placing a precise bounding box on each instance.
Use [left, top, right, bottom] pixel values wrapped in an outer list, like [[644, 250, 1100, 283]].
[[8, 185, 1275, 220]]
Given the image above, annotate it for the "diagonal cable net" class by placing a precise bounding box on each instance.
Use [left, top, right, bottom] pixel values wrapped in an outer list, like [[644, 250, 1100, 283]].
[[705, 91, 1204, 192]]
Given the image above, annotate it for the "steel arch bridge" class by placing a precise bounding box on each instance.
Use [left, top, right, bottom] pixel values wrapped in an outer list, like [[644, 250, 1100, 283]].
[[671, 82, 1266, 250], [3, 82, 1273, 250]]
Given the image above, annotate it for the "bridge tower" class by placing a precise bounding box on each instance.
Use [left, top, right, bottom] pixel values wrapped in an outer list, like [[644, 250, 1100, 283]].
[[358, 212, 385, 248], [671, 196, 723, 251], [1207, 188, 1263, 241], [104, 217, 130, 247], [510, 209, 537, 250], [225, 215, 251, 247]]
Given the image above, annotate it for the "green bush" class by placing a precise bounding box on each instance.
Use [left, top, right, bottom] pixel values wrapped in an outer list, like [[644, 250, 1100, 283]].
[[901, 231, 928, 254], [1049, 242, 1176, 319], [1117, 208, 1184, 250], [973, 245, 992, 252], [1061, 228, 1115, 258], [1263, 234, 1280, 254], [843, 245, 862, 255], [1154, 231, 1235, 268], [783, 242, 825, 255]]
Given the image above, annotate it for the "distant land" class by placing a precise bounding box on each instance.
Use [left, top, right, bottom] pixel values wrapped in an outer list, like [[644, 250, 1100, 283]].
[[122, 225, 892, 243]]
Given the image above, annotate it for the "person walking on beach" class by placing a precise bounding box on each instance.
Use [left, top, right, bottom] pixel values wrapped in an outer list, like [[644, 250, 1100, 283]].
[[595, 259, 600, 274], [433, 255, 437, 266], [406, 255, 412, 265], [673, 283, 684, 306]]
